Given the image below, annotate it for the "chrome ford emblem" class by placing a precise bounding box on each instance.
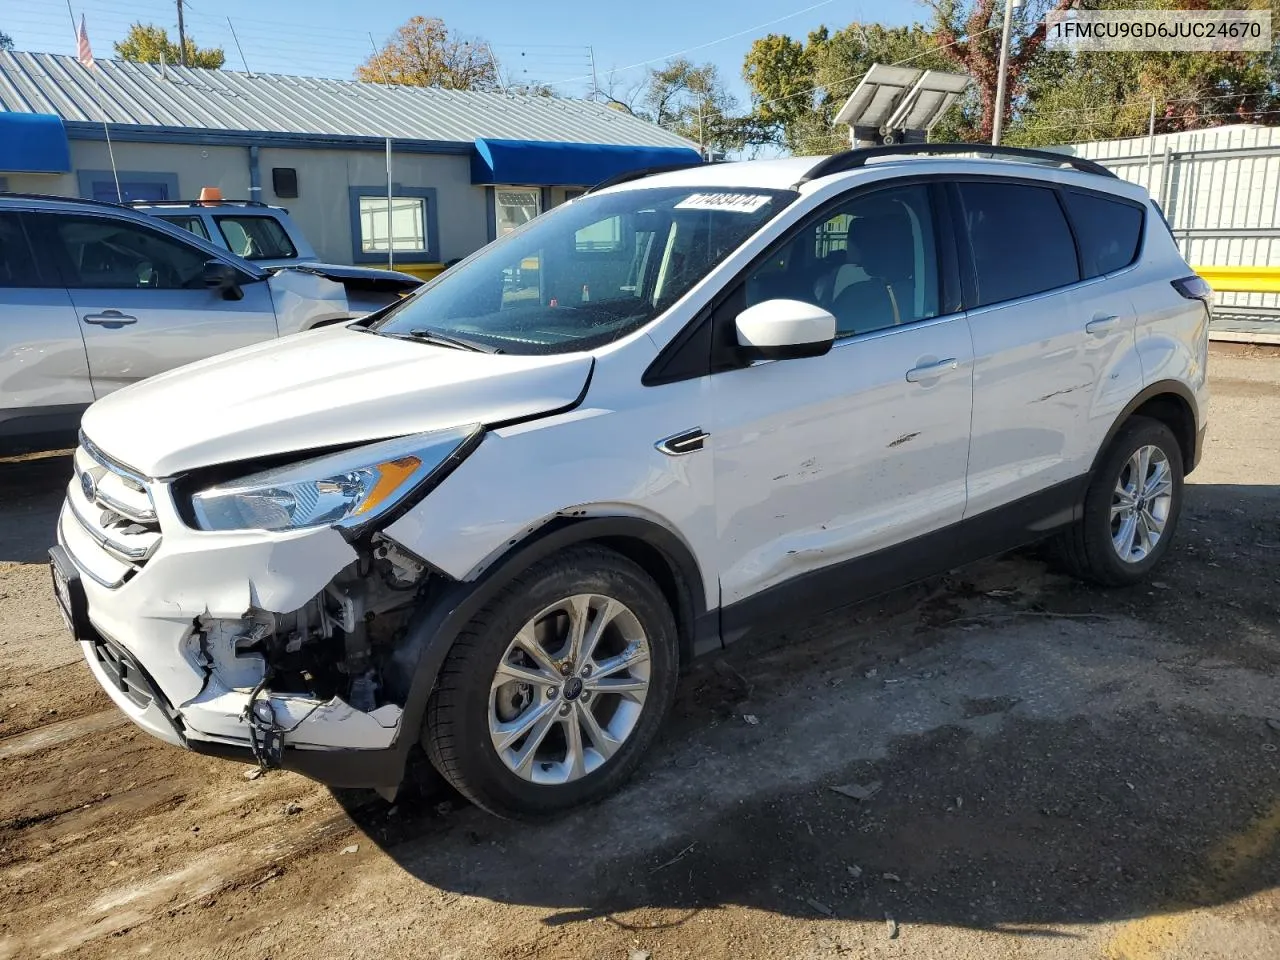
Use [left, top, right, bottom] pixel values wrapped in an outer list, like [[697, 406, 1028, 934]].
[[80, 471, 97, 503]]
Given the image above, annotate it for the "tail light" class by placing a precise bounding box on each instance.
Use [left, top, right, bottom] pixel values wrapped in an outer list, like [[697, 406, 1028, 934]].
[[1172, 275, 1212, 303]]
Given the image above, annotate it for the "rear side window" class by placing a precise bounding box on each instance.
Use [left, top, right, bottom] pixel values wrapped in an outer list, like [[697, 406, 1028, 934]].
[[159, 214, 211, 241], [956, 182, 1080, 308], [215, 215, 296, 260], [1062, 191, 1143, 278], [0, 214, 43, 288]]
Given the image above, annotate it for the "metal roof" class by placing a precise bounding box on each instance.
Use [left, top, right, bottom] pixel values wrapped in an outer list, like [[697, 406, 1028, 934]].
[[0, 52, 695, 149]]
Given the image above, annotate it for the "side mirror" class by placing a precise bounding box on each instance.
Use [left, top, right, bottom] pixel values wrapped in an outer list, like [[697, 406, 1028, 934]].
[[203, 259, 244, 301], [734, 298, 835, 362]]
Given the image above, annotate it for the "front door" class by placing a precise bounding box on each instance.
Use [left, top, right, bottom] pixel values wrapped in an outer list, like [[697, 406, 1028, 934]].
[[709, 182, 973, 616], [33, 213, 279, 398]]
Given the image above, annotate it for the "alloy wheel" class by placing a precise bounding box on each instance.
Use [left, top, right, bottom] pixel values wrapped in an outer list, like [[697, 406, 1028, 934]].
[[488, 594, 650, 785], [1111, 444, 1174, 563]]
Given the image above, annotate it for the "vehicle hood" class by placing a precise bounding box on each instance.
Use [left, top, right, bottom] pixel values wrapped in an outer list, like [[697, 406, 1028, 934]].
[[268, 262, 423, 292], [80, 325, 593, 476]]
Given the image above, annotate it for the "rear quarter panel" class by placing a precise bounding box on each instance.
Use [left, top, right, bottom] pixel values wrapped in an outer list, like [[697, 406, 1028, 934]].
[[1130, 214, 1210, 427]]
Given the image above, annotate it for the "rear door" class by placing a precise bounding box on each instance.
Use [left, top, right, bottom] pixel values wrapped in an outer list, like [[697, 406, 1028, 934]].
[[953, 178, 1139, 519], [0, 212, 93, 433], [32, 213, 279, 398]]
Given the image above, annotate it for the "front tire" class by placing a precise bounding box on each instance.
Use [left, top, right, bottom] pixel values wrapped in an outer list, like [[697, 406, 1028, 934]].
[[1053, 416, 1184, 586], [424, 545, 679, 820]]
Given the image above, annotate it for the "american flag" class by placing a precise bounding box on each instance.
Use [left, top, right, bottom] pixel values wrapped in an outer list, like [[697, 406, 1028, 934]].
[[76, 14, 94, 69]]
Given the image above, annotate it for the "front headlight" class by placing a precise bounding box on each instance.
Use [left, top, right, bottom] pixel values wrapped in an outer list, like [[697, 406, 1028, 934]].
[[190, 425, 480, 532]]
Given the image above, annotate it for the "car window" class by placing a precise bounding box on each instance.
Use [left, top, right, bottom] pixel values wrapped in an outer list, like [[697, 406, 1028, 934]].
[[957, 182, 1080, 307], [743, 183, 940, 338], [372, 186, 795, 355], [1063, 190, 1144, 278], [215, 215, 296, 260], [47, 215, 211, 290], [0, 214, 44, 288], [159, 214, 211, 241]]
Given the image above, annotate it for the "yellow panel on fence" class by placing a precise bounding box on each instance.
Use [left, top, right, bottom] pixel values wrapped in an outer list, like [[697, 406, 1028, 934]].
[[1194, 265, 1280, 294]]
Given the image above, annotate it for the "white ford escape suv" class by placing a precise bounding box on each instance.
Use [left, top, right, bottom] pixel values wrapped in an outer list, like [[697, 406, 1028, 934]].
[[51, 145, 1210, 820]]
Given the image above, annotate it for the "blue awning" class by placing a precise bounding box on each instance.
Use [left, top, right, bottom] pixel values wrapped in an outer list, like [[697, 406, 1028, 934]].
[[471, 138, 702, 187], [0, 113, 72, 174]]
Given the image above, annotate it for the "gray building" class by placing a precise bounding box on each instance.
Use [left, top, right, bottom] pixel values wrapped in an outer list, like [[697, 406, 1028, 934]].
[[0, 52, 700, 271]]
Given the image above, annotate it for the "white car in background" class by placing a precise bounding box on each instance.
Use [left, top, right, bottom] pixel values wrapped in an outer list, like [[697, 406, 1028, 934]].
[[51, 145, 1209, 821], [0, 194, 416, 453]]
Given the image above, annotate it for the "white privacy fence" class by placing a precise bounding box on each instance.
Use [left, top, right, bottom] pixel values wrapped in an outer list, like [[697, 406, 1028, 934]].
[[1061, 125, 1280, 322]]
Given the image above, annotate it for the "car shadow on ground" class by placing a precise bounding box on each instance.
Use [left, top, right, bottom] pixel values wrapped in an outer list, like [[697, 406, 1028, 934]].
[[0, 452, 73, 563], [337, 479, 1280, 937]]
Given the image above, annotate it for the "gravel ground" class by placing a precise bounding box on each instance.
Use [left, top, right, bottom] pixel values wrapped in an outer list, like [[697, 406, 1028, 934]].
[[2, 348, 1278, 960]]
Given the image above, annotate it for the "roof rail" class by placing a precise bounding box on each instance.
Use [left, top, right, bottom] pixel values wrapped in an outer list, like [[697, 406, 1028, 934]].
[[125, 199, 271, 208], [0, 191, 124, 208], [796, 143, 1117, 185], [586, 161, 708, 194]]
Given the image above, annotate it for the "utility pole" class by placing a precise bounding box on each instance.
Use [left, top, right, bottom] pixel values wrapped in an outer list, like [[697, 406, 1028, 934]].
[[991, 0, 1015, 144], [176, 0, 188, 67], [1145, 96, 1157, 191], [588, 46, 598, 100]]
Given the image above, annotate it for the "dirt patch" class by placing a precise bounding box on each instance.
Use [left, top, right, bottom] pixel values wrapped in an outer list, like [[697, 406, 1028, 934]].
[[1, 355, 1278, 959]]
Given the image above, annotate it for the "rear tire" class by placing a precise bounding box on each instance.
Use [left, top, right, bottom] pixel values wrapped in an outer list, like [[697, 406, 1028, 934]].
[[424, 545, 678, 820], [1053, 416, 1184, 586]]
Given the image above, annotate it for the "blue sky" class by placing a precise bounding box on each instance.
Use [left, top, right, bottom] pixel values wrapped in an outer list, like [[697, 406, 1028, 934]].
[[6, 0, 922, 106]]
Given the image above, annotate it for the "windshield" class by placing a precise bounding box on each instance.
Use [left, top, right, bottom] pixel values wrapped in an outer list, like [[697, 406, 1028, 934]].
[[371, 186, 796, 355]]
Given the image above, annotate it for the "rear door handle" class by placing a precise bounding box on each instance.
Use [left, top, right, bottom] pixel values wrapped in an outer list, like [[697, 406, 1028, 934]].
[[905, 358, 958, 383], [1085, 314, 1120, 335], [82, 311, 138, 328]]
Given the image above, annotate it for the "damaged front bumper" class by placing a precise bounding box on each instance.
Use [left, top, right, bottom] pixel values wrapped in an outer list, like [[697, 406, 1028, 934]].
[[54, 477, 429, 789]]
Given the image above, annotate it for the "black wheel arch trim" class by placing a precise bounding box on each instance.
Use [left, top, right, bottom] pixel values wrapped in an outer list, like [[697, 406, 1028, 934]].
[[353, 514, 716, 790], [1092, 380, 1203, 476]]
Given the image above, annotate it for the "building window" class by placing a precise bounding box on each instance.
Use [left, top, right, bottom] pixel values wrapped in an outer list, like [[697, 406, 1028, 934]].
[[574, 214, 623, 253], [348, 186, 438, 264], [76, 170, 179, 203], [495, 189, 540, 237], [359, 196, 426, 254]]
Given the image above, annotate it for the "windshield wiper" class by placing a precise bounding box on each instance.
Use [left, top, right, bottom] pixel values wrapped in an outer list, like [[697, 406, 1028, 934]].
[[403, 328, 501, 354]]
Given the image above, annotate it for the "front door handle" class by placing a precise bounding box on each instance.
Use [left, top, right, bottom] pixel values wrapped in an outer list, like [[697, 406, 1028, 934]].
[[82, 311, 138, 328], [1085, 314, 1121, 335], [656, 428, 709, 456], [905, 358, 958, 383]]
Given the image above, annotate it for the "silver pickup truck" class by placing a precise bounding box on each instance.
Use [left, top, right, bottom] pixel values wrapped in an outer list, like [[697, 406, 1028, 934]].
[[0, 194, 421, 453]]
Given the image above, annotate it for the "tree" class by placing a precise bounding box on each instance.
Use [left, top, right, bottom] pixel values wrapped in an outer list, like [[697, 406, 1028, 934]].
[[924, 0, 1072, 141], [743, 23, 951, 153], [358, 16, 498, 91], [1010, 0, 1280, 145], [114, 22, 225, 69], [0, 31, 13, 52], [593, 69, 647, 115], [641, 58, 746, 154]]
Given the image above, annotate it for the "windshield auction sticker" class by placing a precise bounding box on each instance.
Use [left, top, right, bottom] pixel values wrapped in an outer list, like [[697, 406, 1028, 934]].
[[675, 193, 773, 213], [1045, 9, 1271, 52]]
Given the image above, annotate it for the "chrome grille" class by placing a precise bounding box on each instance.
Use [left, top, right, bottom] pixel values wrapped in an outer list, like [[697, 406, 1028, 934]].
[[66, 433, 162, 581]]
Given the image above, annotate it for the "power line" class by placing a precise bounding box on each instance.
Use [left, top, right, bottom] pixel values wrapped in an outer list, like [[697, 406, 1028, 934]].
[[551, 0, 846, 87]]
